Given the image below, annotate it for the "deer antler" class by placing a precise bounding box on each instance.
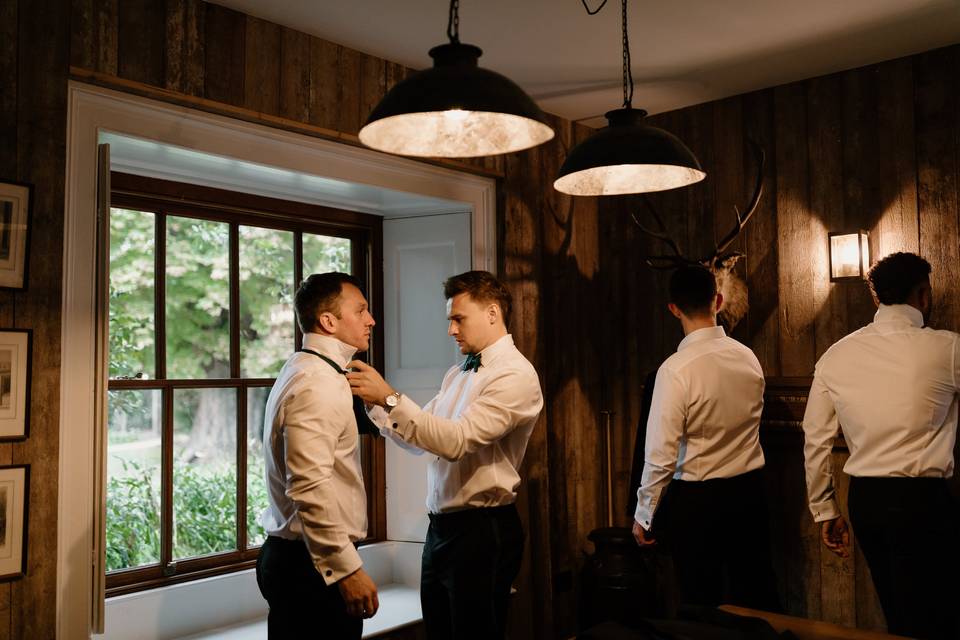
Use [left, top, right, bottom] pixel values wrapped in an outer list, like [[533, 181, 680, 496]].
[[632, 197, 697, 269], [712, 139, 765, 259]]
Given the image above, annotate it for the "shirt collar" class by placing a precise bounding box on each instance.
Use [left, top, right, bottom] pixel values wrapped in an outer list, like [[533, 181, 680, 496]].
[[301, 333, 358, 369], [874, 303, 924, 328], [677, 325, 726, 351], [476, 334, 514, 367]]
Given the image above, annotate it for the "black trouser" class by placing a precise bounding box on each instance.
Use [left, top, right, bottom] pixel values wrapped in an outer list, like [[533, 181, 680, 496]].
[[421, 504, 524, 640], [848, 476, 960, 640], [256, 535, 362, 640], [653, 468, 781, 613]]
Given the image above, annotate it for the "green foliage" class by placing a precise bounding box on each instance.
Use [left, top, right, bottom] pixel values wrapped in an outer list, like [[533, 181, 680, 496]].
[[106, 457, 270, 572], [109, 209, 156, 379], [106, 458, 161, 572]]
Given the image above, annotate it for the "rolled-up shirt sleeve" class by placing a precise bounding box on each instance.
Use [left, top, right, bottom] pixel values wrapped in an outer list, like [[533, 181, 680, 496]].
[[282, 386, 362, 584], [802, 373, 841, 522], [387, 368, 543, 461], [634, 366, 687, 530]]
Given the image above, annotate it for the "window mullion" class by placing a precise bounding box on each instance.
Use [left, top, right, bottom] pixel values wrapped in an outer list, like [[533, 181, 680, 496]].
[[293, 230, 303, 350], [161, 384, 174, 575], [237, 384, 248, 552]]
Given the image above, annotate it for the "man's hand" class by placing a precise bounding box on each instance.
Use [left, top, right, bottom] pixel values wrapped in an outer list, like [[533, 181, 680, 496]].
[[821, 516, 850, 558], [346, 361, 396, 407], [632, 520, 656, 547], [338, 567, 379, 618]]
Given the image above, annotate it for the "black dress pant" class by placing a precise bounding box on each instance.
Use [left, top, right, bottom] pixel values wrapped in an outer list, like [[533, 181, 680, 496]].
[[653, 468, 781, 613], [848, 476, 960, 640], [421, 504, 524, 640], [256, 535, 362, 640]]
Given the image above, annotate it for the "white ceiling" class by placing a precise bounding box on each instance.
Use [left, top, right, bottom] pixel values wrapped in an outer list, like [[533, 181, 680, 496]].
[[211, 0, 960, 127]]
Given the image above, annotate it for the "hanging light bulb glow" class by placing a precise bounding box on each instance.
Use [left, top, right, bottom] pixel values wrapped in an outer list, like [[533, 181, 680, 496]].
[[554, 0, 705, 195], [359, 5, 554, 158]]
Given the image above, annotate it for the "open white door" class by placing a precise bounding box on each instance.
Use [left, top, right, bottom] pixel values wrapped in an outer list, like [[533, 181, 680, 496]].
[[382, 212, 471, 542]]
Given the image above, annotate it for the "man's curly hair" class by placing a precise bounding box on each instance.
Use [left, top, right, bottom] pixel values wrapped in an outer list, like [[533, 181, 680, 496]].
[[867, 252, 931, 305]]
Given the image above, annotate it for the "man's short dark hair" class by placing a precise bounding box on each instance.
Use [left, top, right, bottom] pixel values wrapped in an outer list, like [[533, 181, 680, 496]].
[[669, 265, 717, 316], [867, 252, 931, 305], [443, 270, 513, 328], [295, 272, 363, 334]]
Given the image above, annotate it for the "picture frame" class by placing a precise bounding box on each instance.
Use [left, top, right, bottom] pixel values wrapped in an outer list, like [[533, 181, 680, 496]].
[[0, 329, 31, 440], [0, 464, 28, 581], [0, 181, 32, 291]]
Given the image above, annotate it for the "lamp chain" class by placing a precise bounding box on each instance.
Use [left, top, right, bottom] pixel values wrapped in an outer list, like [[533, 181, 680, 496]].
[[622, 0, 634, 109], [447, 0, 460, 43]]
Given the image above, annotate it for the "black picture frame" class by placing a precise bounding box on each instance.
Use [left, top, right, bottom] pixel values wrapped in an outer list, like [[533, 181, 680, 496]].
[[0, 181, 33, 292], [0, 464, 29, 581], [0, 329, 32, 441]]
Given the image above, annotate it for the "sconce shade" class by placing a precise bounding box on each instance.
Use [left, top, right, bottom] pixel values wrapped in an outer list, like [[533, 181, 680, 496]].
[[554, 108, 706, 195], [829, 231, 870, 281], [359, 43, 555, 158]]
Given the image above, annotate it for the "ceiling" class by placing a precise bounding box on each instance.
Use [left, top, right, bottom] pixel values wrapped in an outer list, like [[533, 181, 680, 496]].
[[211, 0, 960, 127]]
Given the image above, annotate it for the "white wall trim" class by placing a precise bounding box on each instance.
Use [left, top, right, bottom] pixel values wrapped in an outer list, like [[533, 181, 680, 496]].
[[59, 81, 495, 639]]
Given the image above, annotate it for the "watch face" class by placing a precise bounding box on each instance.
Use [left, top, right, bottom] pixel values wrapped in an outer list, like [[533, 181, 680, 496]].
[[385, 394, 399, 407]]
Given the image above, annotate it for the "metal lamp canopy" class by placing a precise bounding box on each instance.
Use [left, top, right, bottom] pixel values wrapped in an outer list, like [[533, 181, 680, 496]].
[[554, 0, 706, 196], [358, 1, 554, 158]]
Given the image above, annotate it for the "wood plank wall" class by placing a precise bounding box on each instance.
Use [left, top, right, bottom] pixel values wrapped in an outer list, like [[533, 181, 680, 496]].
[[0, 1, 69, 638], [0, 0, 948, 636]]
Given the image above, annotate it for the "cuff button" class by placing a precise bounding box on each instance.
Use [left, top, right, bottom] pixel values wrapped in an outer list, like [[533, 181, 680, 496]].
[[392, 423, 398, 429], [325, 570, 332, 577]]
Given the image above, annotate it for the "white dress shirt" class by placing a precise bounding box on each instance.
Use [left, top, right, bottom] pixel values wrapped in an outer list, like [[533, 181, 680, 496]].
[[802, 304, 960, 522], [634, 326, 766, 529], [260, 333, 367, 585], [381, 334, 543, 513]]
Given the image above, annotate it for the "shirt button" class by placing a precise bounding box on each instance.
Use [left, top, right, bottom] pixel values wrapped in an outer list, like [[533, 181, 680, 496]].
[[325, 570, 332, 577], [392, 423, 398, 429]]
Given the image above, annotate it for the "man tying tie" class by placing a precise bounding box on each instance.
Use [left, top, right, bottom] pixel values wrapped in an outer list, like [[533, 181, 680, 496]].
[[347, 270, 543, 640]]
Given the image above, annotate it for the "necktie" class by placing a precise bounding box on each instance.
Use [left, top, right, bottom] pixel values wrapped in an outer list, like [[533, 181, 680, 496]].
[[462, 352, 482, 373], [301, 349, 381, 438]]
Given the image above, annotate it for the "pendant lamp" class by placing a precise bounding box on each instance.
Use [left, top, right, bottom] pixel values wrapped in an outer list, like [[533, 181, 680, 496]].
[[554, 0, 706, 195], [359, 0, 555, 158]]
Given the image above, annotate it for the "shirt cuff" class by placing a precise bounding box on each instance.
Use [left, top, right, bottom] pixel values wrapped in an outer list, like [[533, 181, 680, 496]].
[[312, 542, 363, 586], [385, 394, 421, 439], [809, 498, 841, 523], [634, 501, 657, 531]]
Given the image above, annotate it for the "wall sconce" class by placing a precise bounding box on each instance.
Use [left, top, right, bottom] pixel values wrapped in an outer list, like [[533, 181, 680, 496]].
[[829, 231, 870, 281]]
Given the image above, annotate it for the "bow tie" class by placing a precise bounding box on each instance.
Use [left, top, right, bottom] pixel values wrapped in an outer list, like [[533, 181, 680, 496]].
[[462, 353, 482, 373]]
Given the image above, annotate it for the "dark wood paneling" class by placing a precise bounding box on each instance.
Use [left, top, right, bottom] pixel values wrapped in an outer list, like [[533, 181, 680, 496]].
[[165, 0, 205, 96], [203, 2, 245, 106], [243, 16, 281, 116], [279, 27, 311, 123], [118, 0, 165, 86], [12, 1, 69, 638]]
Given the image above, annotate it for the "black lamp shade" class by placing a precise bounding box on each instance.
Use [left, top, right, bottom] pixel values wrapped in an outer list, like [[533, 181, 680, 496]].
[[554, 108, 706, 195], [359, 43, 555, 158]]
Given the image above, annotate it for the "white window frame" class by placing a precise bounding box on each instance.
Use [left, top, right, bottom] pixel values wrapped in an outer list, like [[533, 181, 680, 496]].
[[60, 81, 496, 639]]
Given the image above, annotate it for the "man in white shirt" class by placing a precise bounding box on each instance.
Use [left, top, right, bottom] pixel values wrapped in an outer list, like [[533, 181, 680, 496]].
[[347, 270, 543, 640], [257, 272, 380, 639], [802, 252, 960, 639], [632, 265, 779, 612]]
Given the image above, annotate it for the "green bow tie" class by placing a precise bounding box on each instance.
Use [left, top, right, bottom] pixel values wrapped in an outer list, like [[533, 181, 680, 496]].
[[462, 353, 482, 373]]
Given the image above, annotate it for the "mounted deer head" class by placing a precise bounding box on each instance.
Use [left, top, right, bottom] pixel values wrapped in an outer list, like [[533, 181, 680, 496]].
[[634, 140, 765, 330]]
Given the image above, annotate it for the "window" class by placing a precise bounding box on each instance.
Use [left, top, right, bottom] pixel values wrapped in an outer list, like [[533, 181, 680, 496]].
[[105, 174, 385, 595]]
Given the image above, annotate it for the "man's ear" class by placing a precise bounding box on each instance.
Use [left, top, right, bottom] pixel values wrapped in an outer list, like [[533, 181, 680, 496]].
[[667, 302, 683, 320], [487, 303, 500, 324], [317, 311, 337, 334], [715, 292, 724, 313]]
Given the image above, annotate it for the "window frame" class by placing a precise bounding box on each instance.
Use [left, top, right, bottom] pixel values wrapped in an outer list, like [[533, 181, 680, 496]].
[[105, 173, 386, 596]]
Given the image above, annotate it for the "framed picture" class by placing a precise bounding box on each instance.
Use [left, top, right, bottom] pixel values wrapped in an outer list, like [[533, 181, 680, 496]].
[[0, 330, 31, 440], [0, 181, 32, 291], [0, 465, 28, 580]]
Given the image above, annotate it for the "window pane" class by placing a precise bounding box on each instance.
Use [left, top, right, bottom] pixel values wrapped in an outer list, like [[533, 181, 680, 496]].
[[302, 232, 351, 277], [166, 217, 230, 379], [109, 208, 155, 379], [246, 386, 270, 548], [239, 226, 294, 378], [106, 389, 162, 572], [173, 387, 237, 560]]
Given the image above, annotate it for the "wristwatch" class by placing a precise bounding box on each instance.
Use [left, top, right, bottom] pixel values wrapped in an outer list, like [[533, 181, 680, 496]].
[[384, 391, 401, 412]]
